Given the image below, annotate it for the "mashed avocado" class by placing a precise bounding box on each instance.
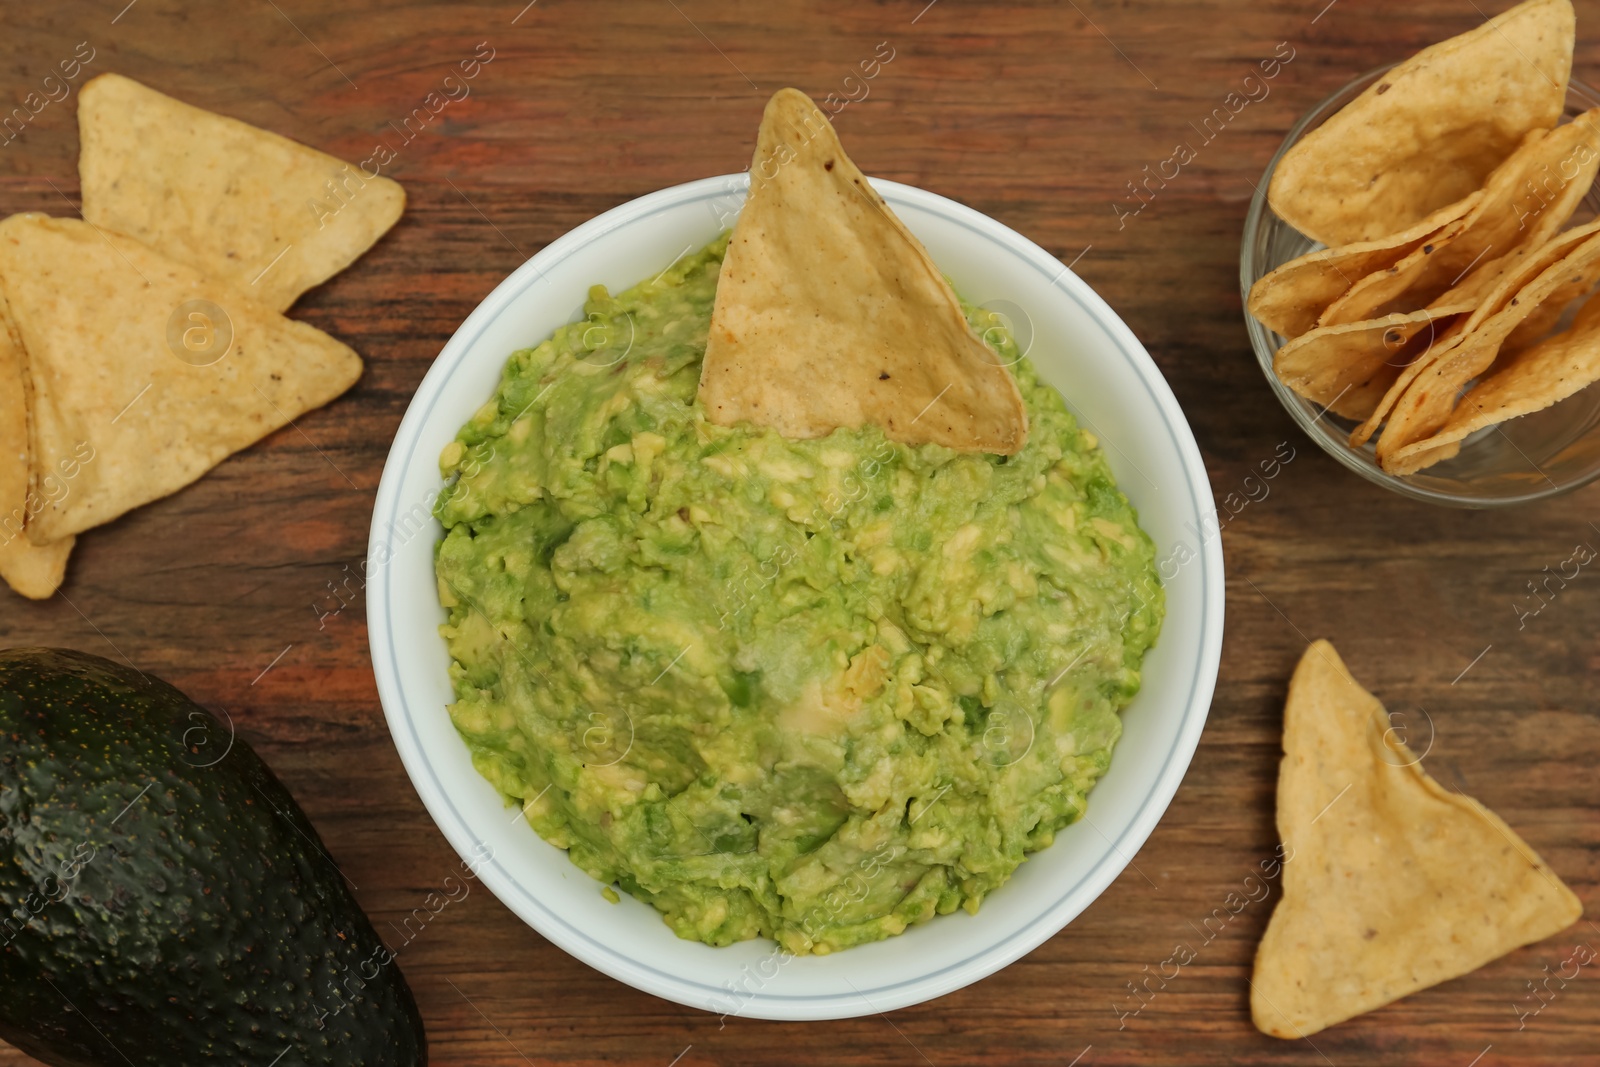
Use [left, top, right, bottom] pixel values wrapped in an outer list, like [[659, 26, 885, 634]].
[[433, 236, 1163, 954]]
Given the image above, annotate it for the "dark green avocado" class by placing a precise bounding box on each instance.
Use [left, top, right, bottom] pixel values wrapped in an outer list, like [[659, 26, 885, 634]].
[[0, 647, 426, 1066]]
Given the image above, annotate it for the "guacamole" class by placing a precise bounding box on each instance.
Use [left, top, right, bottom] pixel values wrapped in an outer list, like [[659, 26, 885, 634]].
[[433, 236, 1164, 954]]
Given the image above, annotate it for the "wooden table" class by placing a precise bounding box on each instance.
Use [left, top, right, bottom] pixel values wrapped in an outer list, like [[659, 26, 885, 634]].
[[3, 1, 1597, 1063]]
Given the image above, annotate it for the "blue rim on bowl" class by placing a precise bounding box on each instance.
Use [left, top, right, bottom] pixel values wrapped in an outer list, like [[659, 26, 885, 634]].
[[370, 174, 1224, 1019], [1242, 68, 1600, 508]]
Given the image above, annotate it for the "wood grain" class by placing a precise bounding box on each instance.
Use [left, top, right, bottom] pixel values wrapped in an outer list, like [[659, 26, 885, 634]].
[[2, 1, 1598, 1064]]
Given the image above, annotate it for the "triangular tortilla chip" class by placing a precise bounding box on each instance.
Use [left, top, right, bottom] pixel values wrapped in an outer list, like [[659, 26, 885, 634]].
[[1319, 113, 1600, 330], [0, 291, 72, 599], [1391, 291, 1600, 467], [1267, 0, 1574, 247], [1351, 216, 1600, 448], [1252, 641, 1581, 1039], [78, 73, 405, 313], [1317, 216, 1473, 328], [0, 214, 362, 543], [698, 88, 1027, 454], [1432, 111, 1600, 292], [1378, 228, 1600, 466], [1274, 304, 1471, 420], [1247, 194, 1480, 339], [1500, 248, 1600, 357]]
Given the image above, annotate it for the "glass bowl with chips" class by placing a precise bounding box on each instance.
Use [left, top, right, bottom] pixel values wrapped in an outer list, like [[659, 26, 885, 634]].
[[1243, 68, 1600, 507]]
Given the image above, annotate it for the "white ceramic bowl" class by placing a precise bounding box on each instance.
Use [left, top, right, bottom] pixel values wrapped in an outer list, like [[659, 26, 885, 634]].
[[369, 174, 1224, 1020]]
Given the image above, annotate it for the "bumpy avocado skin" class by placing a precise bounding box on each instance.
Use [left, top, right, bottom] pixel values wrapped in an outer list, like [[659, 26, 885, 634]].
[[0, 647, 426, 1066]]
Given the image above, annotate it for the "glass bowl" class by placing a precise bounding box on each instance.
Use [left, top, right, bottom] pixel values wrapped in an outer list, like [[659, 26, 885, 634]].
[[1241, 69, 1600, 508]]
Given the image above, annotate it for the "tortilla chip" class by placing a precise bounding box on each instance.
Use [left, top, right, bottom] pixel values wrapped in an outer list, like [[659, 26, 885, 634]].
[[1351, 217, 1600, 448], [1317, 216, 1473, 328], [1389, 438, 1462, 472], [78, 73, 405, 313], [1439, 223, 1569, 312], [1408, 113, 1600, 323], [0, 291, 72, 599], [1267, 0, 1574, 247], [1490, 117, 1600, 357], [1274, 305, 1470, 421], [698, 88, 1027, 454], [1322, 114, 1600, 330], [1378, 228, 1600, 466], [1439, 113, 1600, 285], [1251, 641, 1581, 1039], [1500, 258, 1600, 357], [0, 214, 362, 543], [1247, 194, 1480, 339], [1391, 292, 1600, 468]]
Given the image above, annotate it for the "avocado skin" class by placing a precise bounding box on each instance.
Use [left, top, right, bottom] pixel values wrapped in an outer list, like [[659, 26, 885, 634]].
[[0, 647, 426, 1066]]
